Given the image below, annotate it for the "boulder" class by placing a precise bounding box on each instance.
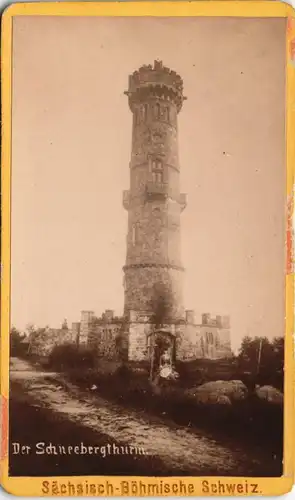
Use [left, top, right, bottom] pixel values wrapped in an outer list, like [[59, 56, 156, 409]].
[[186, 379, 248, 404], [255, 385, 283, 405]]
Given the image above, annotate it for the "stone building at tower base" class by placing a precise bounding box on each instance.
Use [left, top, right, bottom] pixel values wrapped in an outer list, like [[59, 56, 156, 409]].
[[74, 309, 232, 362]]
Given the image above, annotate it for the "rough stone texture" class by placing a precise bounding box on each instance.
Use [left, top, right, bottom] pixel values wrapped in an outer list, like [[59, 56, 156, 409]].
[[123, 61, 186, 321], [29, 310, 231, 362], [198, 314, 231, 359], [117, 311, 232, 362], [88, 323, 120, 360], [124, 265, 184, 319], [128, 322, 151, 361], [71, 322, 80, 345], [80, 311, 94, 345]]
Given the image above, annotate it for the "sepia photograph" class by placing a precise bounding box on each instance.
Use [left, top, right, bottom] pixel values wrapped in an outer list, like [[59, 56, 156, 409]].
[[8, 13, 287, 482]]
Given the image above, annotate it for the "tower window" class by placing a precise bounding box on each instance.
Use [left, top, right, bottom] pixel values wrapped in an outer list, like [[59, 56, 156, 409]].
[[151, 158, 163, 184], [141, 104, 147, 122], [135, 104, 147, 124], [154, 103, 161, 119], [166, 107, 170, 122], [151, 159, 163, 171], [152, 172, 163, 184], [132, 223, 138, 246], [206, 332, 214, 344]]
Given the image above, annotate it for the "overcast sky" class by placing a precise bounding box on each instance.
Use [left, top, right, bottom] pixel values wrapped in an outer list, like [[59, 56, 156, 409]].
[[11, 15, 286, 351]]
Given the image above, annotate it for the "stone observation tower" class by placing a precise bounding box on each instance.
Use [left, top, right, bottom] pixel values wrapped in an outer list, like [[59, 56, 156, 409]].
[[65, 63, 231, 363], [123, 60, 187, 321], [30, 62, 232, 362]]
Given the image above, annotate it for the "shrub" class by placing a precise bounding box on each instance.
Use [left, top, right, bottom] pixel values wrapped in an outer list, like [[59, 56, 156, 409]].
[[61, 360, 283, 456], [48, 344, 96, 371], [237, 336, 284, 390], [10, 327, 28, 357]]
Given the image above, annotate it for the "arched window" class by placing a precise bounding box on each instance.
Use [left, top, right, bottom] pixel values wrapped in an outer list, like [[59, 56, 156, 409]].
[[151, 158, 163, 184], [138, 104, 147, 122], [154, 102, 161, 119], [152, 171, 163, 184], [135, 105, 145, 124], [151, 158, 163, 171], [132, 223, 138, 246], [156, 172, 163, 183], [143, 104, 148, 120], [135, 107, 140, 125], [206, 332, 214, 344], [166, 107, 170, 122]]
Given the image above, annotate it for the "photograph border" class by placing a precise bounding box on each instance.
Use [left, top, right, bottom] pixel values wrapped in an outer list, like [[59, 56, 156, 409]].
[[1, 1, 295, 495]]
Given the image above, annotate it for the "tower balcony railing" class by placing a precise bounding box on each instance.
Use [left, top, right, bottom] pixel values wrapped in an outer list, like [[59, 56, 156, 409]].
[[123, 183, 186, 209], [146, 182, 187, 211], [146, 181, 169, 196]]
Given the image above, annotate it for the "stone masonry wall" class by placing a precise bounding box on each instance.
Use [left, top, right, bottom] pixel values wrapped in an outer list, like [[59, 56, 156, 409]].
[[124, 265, 184, 319], [123, 64, 186, 324], [80, 311, 94, 345], [128, 321, 152, 361], [88, 323, 120, 359], [131, 100, 178, 170], [125, 320, 231, 362], [126, 199, 182, 268]]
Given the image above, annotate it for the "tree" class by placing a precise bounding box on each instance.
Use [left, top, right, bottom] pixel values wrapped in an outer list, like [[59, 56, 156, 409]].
[[26, 323, 36, 336], [238, 336, 271, 371], [237, 335, 284, 390], [271, 336, 284, 389], [48, 344, 96, 371], [10, 327, 26, 356], [27, 326, 49, 356]]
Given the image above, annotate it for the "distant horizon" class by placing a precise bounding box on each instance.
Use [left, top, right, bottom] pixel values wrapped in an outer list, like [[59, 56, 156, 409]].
[[11, 16, 286, 353]]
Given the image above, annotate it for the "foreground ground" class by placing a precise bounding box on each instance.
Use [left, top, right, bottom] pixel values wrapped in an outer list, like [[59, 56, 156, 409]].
[[9, 357, 281, 477]]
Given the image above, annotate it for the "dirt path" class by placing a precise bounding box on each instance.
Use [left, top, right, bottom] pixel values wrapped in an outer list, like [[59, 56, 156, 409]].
[[9, 357, 271, 476]]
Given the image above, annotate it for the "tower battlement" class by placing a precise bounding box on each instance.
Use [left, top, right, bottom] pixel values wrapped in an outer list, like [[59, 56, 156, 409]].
[[202, 313, 230, 329], [125, 60, 187, 112]]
